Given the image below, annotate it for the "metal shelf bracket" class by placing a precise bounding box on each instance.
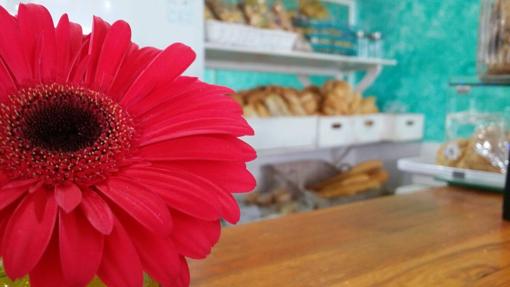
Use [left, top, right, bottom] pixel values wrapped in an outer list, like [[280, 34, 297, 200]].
[[354, 65, 383, 94]]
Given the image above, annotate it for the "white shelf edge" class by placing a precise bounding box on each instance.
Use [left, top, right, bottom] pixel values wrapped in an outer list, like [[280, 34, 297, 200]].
[[398, 157, 505, 189], [323, 0, 355, 5], [205, 43, 397, 69]]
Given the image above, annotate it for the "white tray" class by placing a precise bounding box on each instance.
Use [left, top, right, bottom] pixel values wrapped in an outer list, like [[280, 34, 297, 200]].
[[398, 157, 506, 189]]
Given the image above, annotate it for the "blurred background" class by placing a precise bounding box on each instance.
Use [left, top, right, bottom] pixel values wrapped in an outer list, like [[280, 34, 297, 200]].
[[2, 0, 509, 223]]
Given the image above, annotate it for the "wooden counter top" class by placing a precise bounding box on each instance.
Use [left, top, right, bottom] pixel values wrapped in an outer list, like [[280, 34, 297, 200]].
[[189, 187, 510, 287]]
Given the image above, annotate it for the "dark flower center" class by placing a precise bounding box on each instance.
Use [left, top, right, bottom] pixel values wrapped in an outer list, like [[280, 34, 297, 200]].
[[23, 99, 103, 152], [0, 83, 135, 184]]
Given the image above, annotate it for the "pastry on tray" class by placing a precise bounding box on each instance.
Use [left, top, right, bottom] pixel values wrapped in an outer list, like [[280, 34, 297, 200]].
[[307, 160, 389, 198]]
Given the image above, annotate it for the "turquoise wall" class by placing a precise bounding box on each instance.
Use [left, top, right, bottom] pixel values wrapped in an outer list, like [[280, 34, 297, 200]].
[[206, 1, 510, 142], [358, 0, 481, 141]]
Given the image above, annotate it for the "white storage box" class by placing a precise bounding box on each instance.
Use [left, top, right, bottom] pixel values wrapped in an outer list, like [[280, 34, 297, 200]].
[[317, 116, 355, 148], [386, 114, 424, 141], [243, 117, 318, 151], [353, 114, 388, 144], [205, 20, 298, 51]]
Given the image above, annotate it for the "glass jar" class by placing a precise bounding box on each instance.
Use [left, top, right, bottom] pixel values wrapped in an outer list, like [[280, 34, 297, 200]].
[[356, 30, 368, 57], [368, 32, 383, 58], [478, 0, 510, 81]]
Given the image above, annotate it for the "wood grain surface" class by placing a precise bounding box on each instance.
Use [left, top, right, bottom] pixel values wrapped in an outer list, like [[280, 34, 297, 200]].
[[189, 187, 510, 287]]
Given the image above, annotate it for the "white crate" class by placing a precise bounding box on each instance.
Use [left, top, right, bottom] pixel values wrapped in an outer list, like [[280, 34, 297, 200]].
[[317, 116, 355, 148], [205, 20, 298, 51], [387, 114, 424, 141], [243, 117, 318, 151], [353, 114, 388, 144]]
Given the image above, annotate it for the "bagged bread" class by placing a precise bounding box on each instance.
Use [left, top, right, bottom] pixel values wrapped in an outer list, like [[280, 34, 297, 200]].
[[206, 0, 245, 23]]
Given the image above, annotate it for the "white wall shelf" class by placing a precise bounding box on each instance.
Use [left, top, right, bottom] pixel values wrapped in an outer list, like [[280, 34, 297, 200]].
[[205, 43, 397, 92], [205, 43, 396, 75]]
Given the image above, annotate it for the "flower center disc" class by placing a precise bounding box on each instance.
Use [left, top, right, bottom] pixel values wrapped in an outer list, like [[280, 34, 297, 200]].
[[0, 84, 135, 184], [24, 96, 104, 152]]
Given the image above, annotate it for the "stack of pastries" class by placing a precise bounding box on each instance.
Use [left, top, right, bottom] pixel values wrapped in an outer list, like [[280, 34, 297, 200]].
[[307, 160, 389, 198], [230, 80, 379, 117]]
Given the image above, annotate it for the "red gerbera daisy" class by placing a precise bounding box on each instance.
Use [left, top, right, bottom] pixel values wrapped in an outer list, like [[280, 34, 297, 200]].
[[0, 3, 256, 287]]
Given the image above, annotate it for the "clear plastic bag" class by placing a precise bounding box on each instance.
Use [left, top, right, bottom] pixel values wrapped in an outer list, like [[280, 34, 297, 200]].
[[438, 112, 508, 173], [478, 0, 510, 80]]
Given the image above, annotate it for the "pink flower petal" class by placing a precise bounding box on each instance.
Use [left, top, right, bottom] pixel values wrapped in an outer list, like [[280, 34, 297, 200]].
[[54, 182, 83, 213], [0, 58, 17, 101], [118, 169, 222, 221], [28, 181, 45, 194], [85, 16, 110, 85], [134, 167, 240, 223], [120, 43, 196, 106], [0, 172, 9, 185], [29, 236, 66, 287], [0, 190, 24, 211], [121, 214, 182, 286], [0, 6, 31, 85], [55, 14, 83, 83], [1, 178, 38, 189], [0, 179, 35, 211], [138, 91, 252, 144], [98, 219, 143, 287], [81, 190, 114, 235], [93, 20, 131, 92], [140, 135, 256, 162], [0, 205, 16, 258], [140, 99, 245, 138], [126, 76, 197, 116], [98, 178, 173, 237], [139, 98, 246, 144], [156, 161, 256, 193], [108, 45, 159, 100], [144, 106, 246, 129], [59, 210, 104, 286], [141, 116, 253, 145], [2, 190, 58, 279], [134, 80, 237, 120], [135, 81, 239, 122], [69, 53, 90, 84], [176, 256, 191, 287], [171, 210, 221, 259], [158, 256, 190, 287], [18, 3, 57, 82]]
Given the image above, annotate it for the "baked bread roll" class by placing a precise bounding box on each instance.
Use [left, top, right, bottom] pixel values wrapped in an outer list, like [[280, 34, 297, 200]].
[[281, 88, 307, 116], [264, 93, 291, 116], [318, 179, 381, 198]]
